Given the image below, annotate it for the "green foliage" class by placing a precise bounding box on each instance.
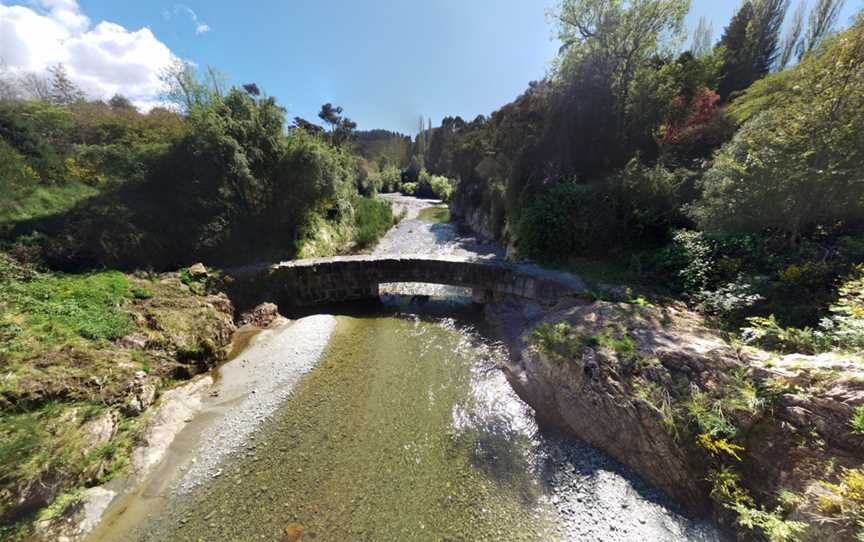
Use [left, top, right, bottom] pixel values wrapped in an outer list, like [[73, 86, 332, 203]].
[[0, 102, 68, 182], [0, 139, 100, 230], [378, 166, 401, 193], [516, 178, 623, 261], [742, 315, 825, 354], [179, 267, 207, 295], [687, 389, 740, 439], [818, 468, 864, 538], [354, 197, 395, 248], [3, 81, 375, 269], [820, 265, 864, 351], [1, 267, 132, 343], [554, 0, 690, 115], [658, 229, 722, 291], [531, 321, 582, 362], [705, 441, 807, 541], [849, 406, 864, 436], [130, 286, 154, 300], [531, 320, 638, 365], [692, 21, 864, 240], [693, 276, 763, 323], [401, 182, 418, 196], [744, 265, 864, 353], [614, 158, 682, 241], [428, 174, 456, 202]]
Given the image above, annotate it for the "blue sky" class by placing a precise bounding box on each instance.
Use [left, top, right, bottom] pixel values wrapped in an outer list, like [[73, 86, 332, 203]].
[[2, 1, 861, 133]]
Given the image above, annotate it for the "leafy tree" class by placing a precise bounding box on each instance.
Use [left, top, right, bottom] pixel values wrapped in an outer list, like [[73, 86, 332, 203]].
[[161, 61, 225, 114], [748, 0, 789, 75], [0, 102, 67, 181], [108, 94, 136, 111], [717, 0, 789, 98], [553, 0, 689, 131], [692, 18, 864, 242], [292, 116, 325, 136], [318, 102, 356, 144], [242, 83, 261, 96], [626, 49, 728, 162]]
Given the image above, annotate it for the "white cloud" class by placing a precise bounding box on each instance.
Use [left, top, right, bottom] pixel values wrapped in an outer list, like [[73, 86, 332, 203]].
[[166, 4, 210, 35], [0, 0, 179, 108]]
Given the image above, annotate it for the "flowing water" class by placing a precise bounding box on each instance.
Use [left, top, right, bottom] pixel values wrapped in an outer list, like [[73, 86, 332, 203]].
[[87, 195, 722, 541]]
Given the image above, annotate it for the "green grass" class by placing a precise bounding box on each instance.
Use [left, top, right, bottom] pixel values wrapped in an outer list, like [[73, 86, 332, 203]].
[[0, 255, 237, 537], [0, 181, 99, 231], [1, 266, 132, 355], [531, 320, 638, 364]]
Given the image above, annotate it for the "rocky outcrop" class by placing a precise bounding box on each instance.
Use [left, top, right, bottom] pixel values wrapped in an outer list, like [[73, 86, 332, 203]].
[[503, 300, 736, 510], [500, 299, 864, 540], [238, 302, 281, 328], [450, 189, 497, 241]]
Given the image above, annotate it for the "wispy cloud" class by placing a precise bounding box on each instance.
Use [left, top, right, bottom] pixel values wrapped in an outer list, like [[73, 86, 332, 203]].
[[165, 4, 210, 35]]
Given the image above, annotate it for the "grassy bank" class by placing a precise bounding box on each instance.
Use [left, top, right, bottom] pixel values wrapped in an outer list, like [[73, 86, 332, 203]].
[[0, 255, 234, 540]]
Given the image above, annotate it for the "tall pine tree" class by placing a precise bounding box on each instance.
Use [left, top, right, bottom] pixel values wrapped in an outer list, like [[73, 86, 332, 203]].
[[717, 0, 788, 99]]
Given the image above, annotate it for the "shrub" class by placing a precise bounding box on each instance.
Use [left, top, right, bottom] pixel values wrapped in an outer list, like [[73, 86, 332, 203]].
[[694, 276, 763, 324], [819, 265, 864, 351], [818, 468, 864, 538], [690, 22, 864, 240], [850, 406, 864, 436], [428, 174, 455, 201], [353, 197, 394, 248], [379, 166, 401, 193], [0, 103, 68, 182], [401, 182, 418, 196], [614, 158, 682, 242], [742, 315, 825, 354], [657, 229, 722, 292], [516, 178, 623, 261]]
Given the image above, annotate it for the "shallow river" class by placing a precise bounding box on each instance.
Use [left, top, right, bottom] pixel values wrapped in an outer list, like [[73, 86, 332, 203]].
[[88, 195, 722, 541]]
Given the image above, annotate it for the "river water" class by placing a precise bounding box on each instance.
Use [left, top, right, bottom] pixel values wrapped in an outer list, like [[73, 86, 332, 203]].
[[87, 195, 721, 541]]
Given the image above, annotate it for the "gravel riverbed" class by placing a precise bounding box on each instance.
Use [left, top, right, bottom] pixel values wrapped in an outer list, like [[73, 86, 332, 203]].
[[174, 314, 337, 494]]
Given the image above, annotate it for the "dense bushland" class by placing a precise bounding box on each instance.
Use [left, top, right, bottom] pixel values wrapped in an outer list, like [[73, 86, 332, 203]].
[[0, 66, 397, 270], [416, 1, 863, 336]]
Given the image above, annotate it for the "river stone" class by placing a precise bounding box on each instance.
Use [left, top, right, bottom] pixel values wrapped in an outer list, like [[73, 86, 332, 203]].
[[188, 263, 208, 278], [239, 302, 281, 328], [131, 375, 213, 479]]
